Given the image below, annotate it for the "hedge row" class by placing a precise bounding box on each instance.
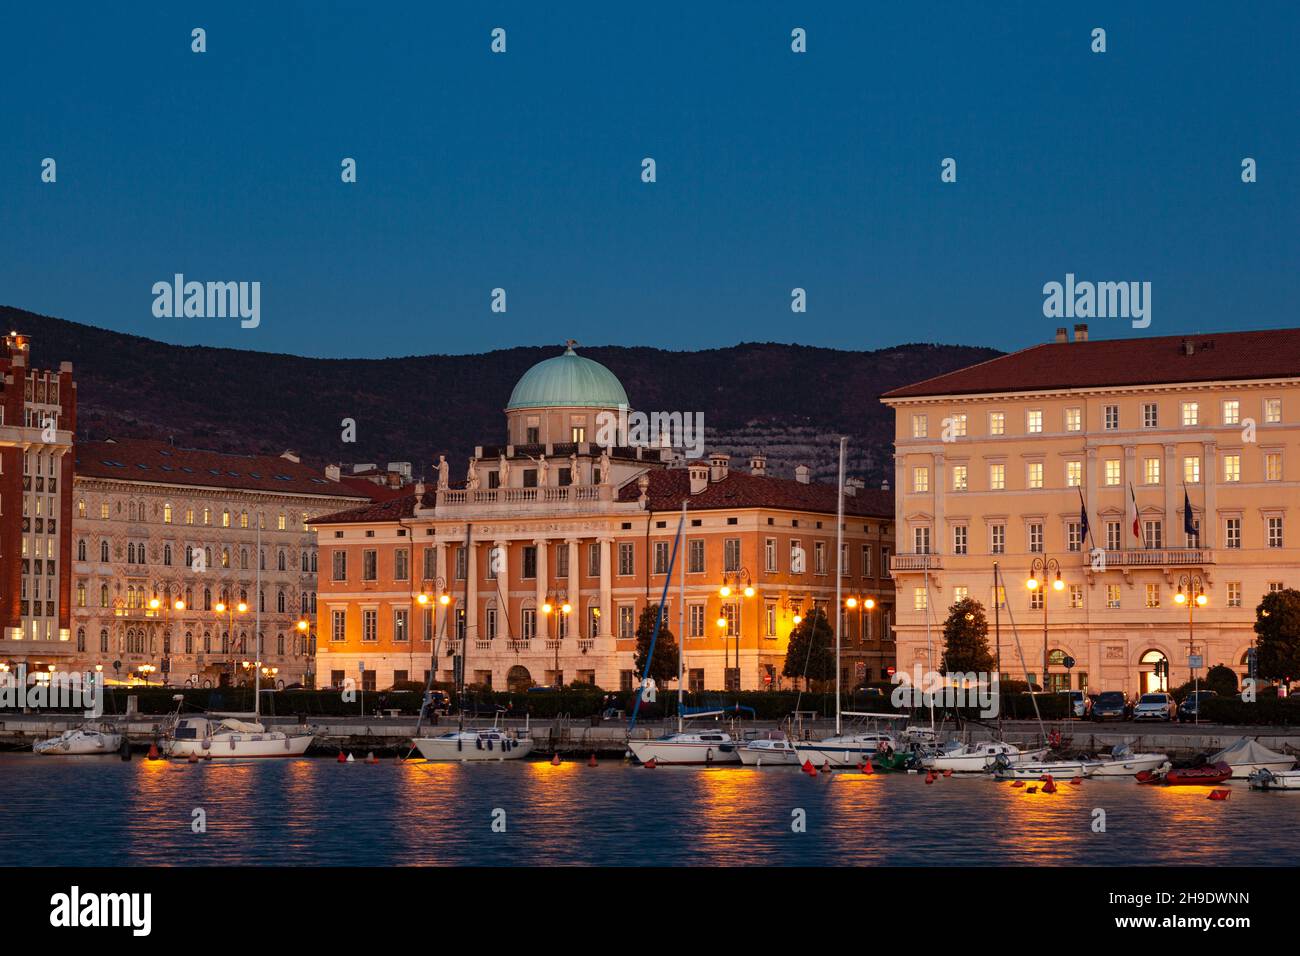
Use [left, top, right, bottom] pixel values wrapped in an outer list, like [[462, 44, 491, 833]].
[[1200, 696, 1300, 726]]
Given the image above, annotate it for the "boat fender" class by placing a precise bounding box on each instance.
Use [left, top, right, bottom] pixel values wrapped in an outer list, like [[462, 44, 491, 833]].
[[925, 770, 936, 784], [821, 761, 832, 775], [487, 738, 494, 751], [1010, 780, 1024, 788], [943, 769, 953, 777], [475, 738, 483, 750], [230, 737, 237, 750], [284, 736, 291, 750], [706, 748, 714, 764], [1026, 785, 1038, 793], [1069, 776, 1082, 785]]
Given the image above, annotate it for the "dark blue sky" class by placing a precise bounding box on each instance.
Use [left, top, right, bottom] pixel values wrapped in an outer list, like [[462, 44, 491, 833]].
[[2, 2, 1296, 358]]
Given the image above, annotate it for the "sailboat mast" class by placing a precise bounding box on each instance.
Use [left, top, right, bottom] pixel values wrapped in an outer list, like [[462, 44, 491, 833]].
[[835, 437, 846, 737], [254, 519, 261, 719], [925, 561, 934, 732], [678, 499, 686, 735]]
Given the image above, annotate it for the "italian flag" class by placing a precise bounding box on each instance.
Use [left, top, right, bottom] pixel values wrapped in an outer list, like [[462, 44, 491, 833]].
[[1129, 483, 1141, 544]]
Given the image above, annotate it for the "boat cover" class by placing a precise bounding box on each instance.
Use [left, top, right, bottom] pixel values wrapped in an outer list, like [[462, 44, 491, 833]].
[[1209, 738, 1291, 765], [219, 718, 266, 733]]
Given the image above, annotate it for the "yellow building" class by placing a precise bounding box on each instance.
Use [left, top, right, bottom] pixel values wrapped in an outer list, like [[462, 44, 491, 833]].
[[882, 324, 1300, 696]]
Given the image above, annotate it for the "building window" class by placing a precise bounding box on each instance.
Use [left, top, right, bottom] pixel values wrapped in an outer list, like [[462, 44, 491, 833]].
[[764, 603, 777, 639], [1143, 457, 1160, 485], [913, 466, 930, 493], [1223, 454, 1241, 482], [1266, 452, 1283, 481], [989, 463, 1005, 490], [1069, 585, 1083, 609], [1183, 457, 1200, 483], [1143, 403, 1158, 428], [953, 525, 967, 555], [1026, 409, 1043, 433], [522, 608, 536, 640], [1027, 462, 1043, 489], [860, 544, 872, 577], [332, 551, 347, 581], [724, 538, 741, 572], [1265, 398, 1281, 424], [913, 588, 927, 612], [618, 605, 635, 639], [1225, 517, 1241, 549], [1106, 584, 1121, 609], [1181, 401, 1199, 426], [1104, 459, 1121, 486], [1028, 523, 1043, 553], [911, 414, 928, 438], [764, 538, 777, 573], [990, 524, 1005, 555], [1103, 405, 1119, 430], [1065, 408, 1082, 432], [1227, 582, 1242, 608], [393, 609, 408, 643], [988, 411, 1005, 436], [913, 527, 931, 555], [813, 541, 827, 575], [1105, 521, 1121, 551], [1144, 584, 1160, 608], [1143, 520, 1163, 550], [653, 541, 670, 575], [1029, 590, 1043, 611], [521, 545, 537, 579], [331, 610, 346, 642], [362, 550, 377, 581], [1268, 516, 1284, 549], [618, 543, 634, 576], [951, 465, 968, 491], [1222, 400, 1240, 426], [949, 413, 967, 438], [394, 548, 409, 581], [1065, 461, 1082, 487], [1066, 521, 1082, 552], [687, 539, 704, 574]]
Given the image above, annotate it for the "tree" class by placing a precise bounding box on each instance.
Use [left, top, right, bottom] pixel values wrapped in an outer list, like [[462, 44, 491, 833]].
[[1204, 664, 1238, 697], [633, 605, 680, 689], [940, 597, 995, 675], [782, 608, 836, 688], [1254, 589, 1300, 684]]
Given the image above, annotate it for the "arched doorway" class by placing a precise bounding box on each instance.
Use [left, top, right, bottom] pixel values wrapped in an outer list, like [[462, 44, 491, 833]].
[[1045, 648, 1073, 693], [1139, 649, 1169, 694], [506, 665, 533, 693]]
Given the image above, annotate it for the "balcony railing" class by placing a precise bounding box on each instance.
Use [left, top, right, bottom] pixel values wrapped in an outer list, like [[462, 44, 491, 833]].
[[890, 553, 942, 572], [578, 638, 595, 652], [439, 484, 609, 507], [1099, 548, 1214, 568], [545, 639, 562, 651], [507, 639, 530, 651]]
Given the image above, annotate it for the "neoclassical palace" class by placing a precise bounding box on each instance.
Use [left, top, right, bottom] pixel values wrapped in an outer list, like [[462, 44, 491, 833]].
[[71, 440, 370, 686], [883, 325, 1300, 697], [314, 345, 895, 693]]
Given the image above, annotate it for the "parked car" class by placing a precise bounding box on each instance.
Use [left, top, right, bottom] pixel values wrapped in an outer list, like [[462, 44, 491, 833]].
[[1133, 692, 1176, 721], [423, 690, 452, 715], [1177, 690, 1217, 721], [1062, 690, 1087, 718], [1090, 691, 1130, 721]]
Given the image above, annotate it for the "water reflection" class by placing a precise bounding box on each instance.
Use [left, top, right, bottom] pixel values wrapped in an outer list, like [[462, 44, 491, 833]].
[[2, 755, 1299, 867]]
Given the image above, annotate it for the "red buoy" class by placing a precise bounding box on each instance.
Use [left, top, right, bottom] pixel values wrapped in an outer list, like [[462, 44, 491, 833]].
[[588, 753, 598, 767], [801, 759, 817, 775], [336, 750, 347, 763], [551, 753, 562, 766], [187, 754, 199, 764], [820, 761, 832, 775], [862, 760, 873, 775], [943, 769, 953, 777], [1208, 789, 1231, 801], [1042, 775, 1057, 794], [1026, 785, 1038, 793], [925, 770, 936, 784], [1069, 776, 1083, 785], [147, 741, 160, 760], [1011, 780, 1025, 788], [644, 758, 657, 769]]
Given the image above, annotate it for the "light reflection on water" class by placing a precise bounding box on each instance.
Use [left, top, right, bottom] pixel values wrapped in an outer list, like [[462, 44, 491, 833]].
[[3, 754, 1298, 867]]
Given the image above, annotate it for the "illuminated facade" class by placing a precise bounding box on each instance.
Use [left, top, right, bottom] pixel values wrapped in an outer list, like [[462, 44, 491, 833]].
[[313, 345, 895, 693], [0, 332, 76, 670], [883, 325, 1300, 696], [70, 440, 370, 686]]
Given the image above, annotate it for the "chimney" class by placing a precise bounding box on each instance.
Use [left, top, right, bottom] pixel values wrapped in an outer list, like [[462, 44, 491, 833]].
[[794, 465, 810, 485], [280, 450, 300, 463], [637, 473, 650, 506], [1182, 338, 1196, 356], [688, 464, 710, 495], [1054, 328, 1068, 343], [1073, 323, 1088, 342], [749, 454, 767, 477], [709, 453, 730, 482], [325, 464, 341, 482], [845, 478, 863, 498]]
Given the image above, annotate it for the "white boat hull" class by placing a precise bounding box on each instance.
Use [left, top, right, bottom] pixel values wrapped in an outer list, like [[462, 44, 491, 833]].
[[1226, 759, 1295, 779], [994, 760, 1099, 779], [737, 742, 800, 766], [167, 732, 314, 758], [413, 735, 534, 762], [792, 737, 894, 769], [33, 731, 123, 755], [1089, 754, 1170, 776], [1249, 768, 1300, 790], [924, 746, 1049, 773], [628, 738, 741, 765]]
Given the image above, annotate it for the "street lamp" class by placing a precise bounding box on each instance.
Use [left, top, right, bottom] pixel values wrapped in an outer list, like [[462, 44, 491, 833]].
[[541, 590, 573, 683], [1027, 556, 1063, 692], [718, 569, 754, 691], [215, 599, 248, 684], [1175, 573, 1208, 724]]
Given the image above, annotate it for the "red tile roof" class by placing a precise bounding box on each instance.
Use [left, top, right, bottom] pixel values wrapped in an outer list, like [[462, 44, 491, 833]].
[[311, 491, 433, 525], [337, 475, 410, 502], [881, 328, 1300, 399], [619, 468, 893, 518], [75, 439, 371, 500]]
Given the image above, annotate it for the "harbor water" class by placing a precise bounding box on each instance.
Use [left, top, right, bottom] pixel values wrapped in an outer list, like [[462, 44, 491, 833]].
[[5, 754, 1299, 867]]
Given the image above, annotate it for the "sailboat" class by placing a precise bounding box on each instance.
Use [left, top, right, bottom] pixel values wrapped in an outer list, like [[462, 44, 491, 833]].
[[164, 521, 314, 759], [625, 503, 743, 767], [789, 438, 904, 769]]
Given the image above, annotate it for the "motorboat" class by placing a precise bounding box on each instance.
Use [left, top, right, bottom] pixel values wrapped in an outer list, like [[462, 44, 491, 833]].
[[923, 740, 1049, 773], [412, 725, 534, 762], [1140, 762, 1233, 786], [1209, 738, 1295, 778], [738, 732, 800, 767], [991, 754, 1100, 779], [1248, 768, 1300, 791], [33, 725, 123, 755], [628, 727, 741, 765], [1088, 744, 1170, 777], [164, 715, 314, 759]]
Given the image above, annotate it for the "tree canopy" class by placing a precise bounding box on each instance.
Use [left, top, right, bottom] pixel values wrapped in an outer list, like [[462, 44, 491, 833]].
[[940, 597, 996, 675]]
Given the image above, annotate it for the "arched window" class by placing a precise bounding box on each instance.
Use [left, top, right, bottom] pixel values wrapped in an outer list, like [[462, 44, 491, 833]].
[[164, 544, 172, 566], [137, 542, 147, 565], [240, 549, 248, 571], [277, 550, 286, 572], [100, 540, 109, 562], [127, 543, 136, 564], [76, 627, 86, 652], [100, 583, 109, 607], [277, 590, 286, 613], [185, 631, 193, 654], [1139, 649, 1169, 694], [203, 587, 212, 610], [277, 633, 285, 655], [99, 629, 109, 653], [77, 539, 86, 561]]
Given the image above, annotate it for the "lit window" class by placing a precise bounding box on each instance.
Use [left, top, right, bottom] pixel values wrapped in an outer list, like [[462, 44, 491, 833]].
[[1106, 585, 1121, 609], [952, 465, 968, 491], [989, 463, 1005, 490], [1223, 454, 1241, 482], [911, 414, 928, 439], [913, 588, 927, 611], [1065, 408, 1082, 432], [1268, 517, 1283, 549], [1227, 582, 1241, 608], [1144, 457, 1160, 485], [1026, 410, 1043, 434], [1104, 459, 1121, 486], [1027, 462, 1043, 489], [1143, 403, 1158, 428], [1266, 452, 1282, 481], [913, 466, 929, 493], [1222, 400, 1240, 426], [1181, 402, 1199, 426], [988, 412, 1005, 436], [1183, 457, 1200, 483], [948, 414, 967, 438], [1065, 461, 1082, 487], [1265, 399, 1281, 424], [1145, 584, 1160, 608]]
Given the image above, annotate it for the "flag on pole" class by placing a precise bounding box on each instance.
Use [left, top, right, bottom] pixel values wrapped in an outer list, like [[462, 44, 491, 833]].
[[1129, 483, 1141, 545], [1076, 486, 1092, 549], [1183, 483, 1197, 540]]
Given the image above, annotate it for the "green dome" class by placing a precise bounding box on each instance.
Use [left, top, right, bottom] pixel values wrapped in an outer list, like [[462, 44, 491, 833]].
[[506, 344, 629, 410]]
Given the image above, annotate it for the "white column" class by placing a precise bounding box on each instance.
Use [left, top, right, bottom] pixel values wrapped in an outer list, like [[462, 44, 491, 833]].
[[493, 539, 509, 640], [599, 536, 613, 637], [566, 538, 580, 628], [535, 537, 549, 640], [1201, 441, 1217, 549], [465, 539, 478, 643]]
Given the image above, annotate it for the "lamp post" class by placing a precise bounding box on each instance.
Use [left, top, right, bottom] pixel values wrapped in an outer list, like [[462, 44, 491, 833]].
[[844, 595, 876, 688], [541, 589, 573, 684], [1174, 573, 1208, 725], [214, 599, 248, 686], [719, 568, 754, 691], [1026, 556, 1064, 692], [148, 591, 186, 684]]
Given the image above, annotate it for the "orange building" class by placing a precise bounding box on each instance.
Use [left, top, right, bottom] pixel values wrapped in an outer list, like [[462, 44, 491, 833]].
[[312, 345, 894, 693]]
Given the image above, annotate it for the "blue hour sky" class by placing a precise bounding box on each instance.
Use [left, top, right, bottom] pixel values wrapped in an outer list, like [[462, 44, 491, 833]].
[[1, 1, 1296, 358]]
